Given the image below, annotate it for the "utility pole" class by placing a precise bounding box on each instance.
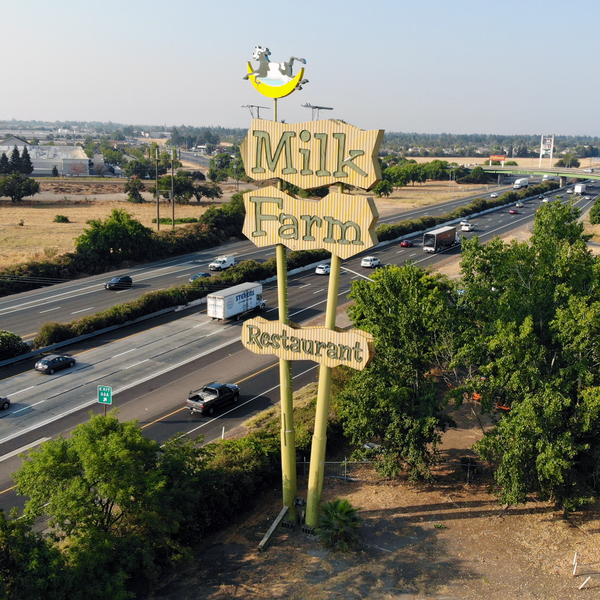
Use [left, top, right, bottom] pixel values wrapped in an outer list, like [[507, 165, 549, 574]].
[[155, 148, 160, 231], [171, 149, 176, 229]]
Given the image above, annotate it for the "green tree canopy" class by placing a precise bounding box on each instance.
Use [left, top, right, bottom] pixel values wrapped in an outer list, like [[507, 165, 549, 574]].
[[337, 265, 456, 479], [75, 208, 156, 265], [0, 173, 40, 202]]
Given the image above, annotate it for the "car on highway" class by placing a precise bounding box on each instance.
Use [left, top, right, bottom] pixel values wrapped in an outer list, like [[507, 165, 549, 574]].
[[189, 272, 211, 283], [538, 195, 545, 200], [584, 168, 594, 173], [543, 198, 549, 203], [583, 196, 592, 201], [315, 264, 330, 275], [400, 239, 414, 247], [186, 382, 240, 416], [509, 209, 518, 214], [0, 397, 10, 410], [490, 192, 498, 198], [34, 354, 76, 374], [360, 256, 381, 268], [515, 201, 524, 208], [567, 189, 573, 194], [105, 275, 133, 290]]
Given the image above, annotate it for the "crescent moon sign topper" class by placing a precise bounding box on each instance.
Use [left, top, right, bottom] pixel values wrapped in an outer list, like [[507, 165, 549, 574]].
[[243, 46, 308, 99]]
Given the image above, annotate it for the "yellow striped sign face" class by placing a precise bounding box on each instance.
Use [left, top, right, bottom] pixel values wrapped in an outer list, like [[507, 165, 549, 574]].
[[243, 186, 378, 259], [240, 119, 383, 190], [242, 317, 374, 370]]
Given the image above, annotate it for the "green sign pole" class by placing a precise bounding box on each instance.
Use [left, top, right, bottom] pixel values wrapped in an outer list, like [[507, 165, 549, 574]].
[[305, 251, 342, 528], [97, 385, 112, 417]]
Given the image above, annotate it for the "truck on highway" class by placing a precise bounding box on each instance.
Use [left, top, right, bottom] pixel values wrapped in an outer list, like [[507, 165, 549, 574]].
[[574, 184, 587, 195], [423, 225, 459, 253], [207, 282, 265, 321], [513, 178, 529, 190]]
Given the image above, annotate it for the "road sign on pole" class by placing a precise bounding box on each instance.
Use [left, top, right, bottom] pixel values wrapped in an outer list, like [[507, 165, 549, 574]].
[[98, 385, 112, 405]]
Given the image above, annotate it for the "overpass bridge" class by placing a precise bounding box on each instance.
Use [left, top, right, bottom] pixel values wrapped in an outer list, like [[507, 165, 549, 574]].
[[481, 165, 598, 187]]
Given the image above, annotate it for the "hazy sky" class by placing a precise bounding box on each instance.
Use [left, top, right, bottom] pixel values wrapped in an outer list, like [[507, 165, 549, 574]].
[[4, 0, 598, 136]]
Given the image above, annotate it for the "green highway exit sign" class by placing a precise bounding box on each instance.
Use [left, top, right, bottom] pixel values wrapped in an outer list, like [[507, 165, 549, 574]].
[[98, 385, 113, 405]]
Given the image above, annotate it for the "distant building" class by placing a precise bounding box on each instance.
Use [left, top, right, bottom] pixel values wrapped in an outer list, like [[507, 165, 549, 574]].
[[0, 137, 89, 177]]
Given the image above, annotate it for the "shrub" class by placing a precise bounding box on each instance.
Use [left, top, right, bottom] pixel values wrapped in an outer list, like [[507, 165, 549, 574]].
[[589, 199, 600, 225], [53, 215, 70, 223], [317, 499, 363, 551], [0, 330, 29, 361], [33, 322, 76, 348]]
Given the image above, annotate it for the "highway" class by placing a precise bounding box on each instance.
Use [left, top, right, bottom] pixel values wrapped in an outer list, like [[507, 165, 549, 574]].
[[0, 182, 595, 513], [0, 182, 518, 339]]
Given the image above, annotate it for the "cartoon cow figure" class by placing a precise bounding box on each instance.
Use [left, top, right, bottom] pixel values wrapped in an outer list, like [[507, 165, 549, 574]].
[[244, 46, 308, 88]]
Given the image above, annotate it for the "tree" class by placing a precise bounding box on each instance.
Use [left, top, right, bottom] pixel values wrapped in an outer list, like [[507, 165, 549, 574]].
[[20, 147, 33, 175], [0, 173, 40, 202], [9, 146, 20, 173], [337, 265, 456, 479], [124, 176, 145, 203], [75, 209, 156, 265], [457, 201, 600, 511], [70, 162, 87, 177], [0, 511, 71, 600], [372, 179, 393, 197], [0, 153, 9, 175], [12, 414, 208, 598], [51, 165, 59, 177]]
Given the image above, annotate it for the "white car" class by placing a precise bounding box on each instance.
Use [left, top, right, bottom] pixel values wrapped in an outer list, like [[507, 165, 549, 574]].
[[490, 192, 498, 198], [567, 189, 573, 194], [315, 264, 330, 275], [360, 256, 381, 268], [583, 168, 594, 173], [516, 201, 524, 208], [542, 198, 549, 203]]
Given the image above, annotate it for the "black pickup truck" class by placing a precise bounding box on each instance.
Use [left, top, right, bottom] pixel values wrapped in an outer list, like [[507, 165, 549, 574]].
[[185, 382, 240, 416]]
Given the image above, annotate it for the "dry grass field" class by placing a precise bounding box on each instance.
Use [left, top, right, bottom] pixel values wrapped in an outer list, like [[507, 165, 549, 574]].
[[1, 173, 596, 270]]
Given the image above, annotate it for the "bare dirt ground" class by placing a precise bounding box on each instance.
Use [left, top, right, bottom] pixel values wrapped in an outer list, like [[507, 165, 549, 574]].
[[148, 400, 600, 600]]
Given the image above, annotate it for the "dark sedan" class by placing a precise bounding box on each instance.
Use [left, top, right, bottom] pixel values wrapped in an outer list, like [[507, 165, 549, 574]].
[[189, 272, 211, 283], [105, 276, 133, 290], [34, 354, 76, 374]]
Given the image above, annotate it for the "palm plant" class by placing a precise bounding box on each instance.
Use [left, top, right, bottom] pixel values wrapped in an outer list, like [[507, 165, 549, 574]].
[[317, 499, 363, 551]]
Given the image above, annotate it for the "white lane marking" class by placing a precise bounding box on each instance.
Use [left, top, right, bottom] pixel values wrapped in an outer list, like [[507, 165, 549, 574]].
[[313, 289, 325, 294], [12, 400, 46, 415], [40, 307, 61, 314], [10, 386, 35, 396], [177, 273, 193, 278], [125, 359, 149, 370], [298, 283, 311, 289], [71, 307, 94, 315], [0, 337, 243, 446], [0, 437, 50, 463], [112, 349, 137, 359], [266, 251, 276, 256], [409, 253, 416, 257], [267, 307, 278, 313], [192, 322, 211, 329]]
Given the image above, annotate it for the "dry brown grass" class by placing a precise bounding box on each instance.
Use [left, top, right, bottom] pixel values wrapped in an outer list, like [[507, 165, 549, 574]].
[[0, 199, 213, 270]]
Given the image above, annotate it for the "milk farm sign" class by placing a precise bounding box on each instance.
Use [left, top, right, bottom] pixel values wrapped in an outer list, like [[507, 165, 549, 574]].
[[240, 119, 383, 190]]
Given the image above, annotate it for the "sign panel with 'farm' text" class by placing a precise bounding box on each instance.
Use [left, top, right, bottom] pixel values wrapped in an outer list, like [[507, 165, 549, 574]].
[[242, 186, 378, 259]]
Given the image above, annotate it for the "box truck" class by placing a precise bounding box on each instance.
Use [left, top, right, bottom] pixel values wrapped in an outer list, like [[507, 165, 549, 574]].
[[423, 226, 459, 253], [574, 184, 587, 195], [513, 178, 529, 190], [207, 282, 265, 321]]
